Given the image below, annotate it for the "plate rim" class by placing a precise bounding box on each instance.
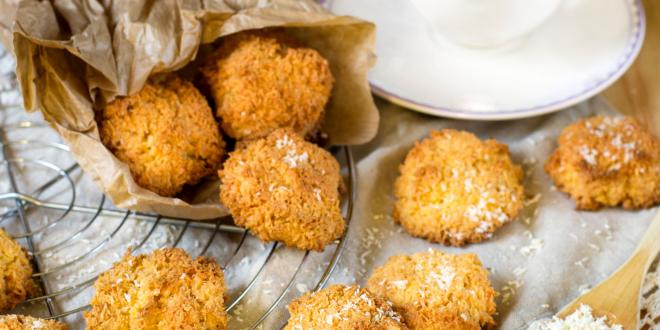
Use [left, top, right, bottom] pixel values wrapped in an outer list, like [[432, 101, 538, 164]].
[[337, 0, 647, 120]]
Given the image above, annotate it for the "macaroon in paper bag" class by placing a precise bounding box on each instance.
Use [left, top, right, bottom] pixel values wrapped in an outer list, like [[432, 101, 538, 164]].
[[11, 0, 377, 219]]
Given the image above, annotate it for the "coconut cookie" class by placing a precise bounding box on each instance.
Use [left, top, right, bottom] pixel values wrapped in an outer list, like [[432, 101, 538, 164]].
[[393, 129, 524, 246], [219, 129, 344, 251], [85, 248, 227, 330], [285, 284, 407, 330], [199, 30, 334, 140], [367, 249, 497, 330], [545, 115, 660, 210], [0, 228, 37, 311], [0, 315, 67, 330], [99, 74, 226, 197]]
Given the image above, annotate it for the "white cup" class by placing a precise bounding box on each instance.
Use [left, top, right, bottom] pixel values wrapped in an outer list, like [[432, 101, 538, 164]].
[[409, 0, 562, 48]]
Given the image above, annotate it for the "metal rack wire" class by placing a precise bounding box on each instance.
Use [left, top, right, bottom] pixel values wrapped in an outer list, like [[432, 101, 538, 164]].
[[0, 47, 355, 329]]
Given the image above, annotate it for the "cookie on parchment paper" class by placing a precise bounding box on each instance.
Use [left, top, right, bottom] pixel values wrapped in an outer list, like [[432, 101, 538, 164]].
[[393, 129, 524, 246], [367, 249, 497, 330], [545, 115, 660, 210], [285, 284, 407, 330]]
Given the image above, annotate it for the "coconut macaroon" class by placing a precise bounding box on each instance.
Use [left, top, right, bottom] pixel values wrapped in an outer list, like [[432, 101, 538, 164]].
[[393, 129, 524, 246], [0, 315, 67, 330], [84, 248, 227, 330], [99, 74, 225, 197], [367, 249, 497, 330], [545, 115, 660, 210], [285, 284, 407, 330], [219, 129, 344, 251], [199, 30, 334, 140], [0, 228, 37, 311]]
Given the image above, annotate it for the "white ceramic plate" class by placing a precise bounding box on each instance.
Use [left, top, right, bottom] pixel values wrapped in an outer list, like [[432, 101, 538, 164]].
[[327, 0, 645, 120]]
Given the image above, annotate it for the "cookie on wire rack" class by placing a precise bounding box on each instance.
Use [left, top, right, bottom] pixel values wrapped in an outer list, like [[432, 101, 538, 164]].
[[199, 30, 334, 140], [393, 129, 524, 246], [0, 228, 38, 311], [219, 128, 344, 251], [84, 248, 227, 330], [0, 314, 67, 330], [285, 284, 407, 330], [545, 115, 660, 210], [367, 249, 497, 330]]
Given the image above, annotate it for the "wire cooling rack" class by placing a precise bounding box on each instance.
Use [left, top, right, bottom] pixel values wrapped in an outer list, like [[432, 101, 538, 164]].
[[0, 47, 355, 329]]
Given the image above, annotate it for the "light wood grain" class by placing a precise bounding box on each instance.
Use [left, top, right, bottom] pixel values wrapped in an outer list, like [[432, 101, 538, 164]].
[[557, 211, 660, 329], [603, 0, 660, 135]]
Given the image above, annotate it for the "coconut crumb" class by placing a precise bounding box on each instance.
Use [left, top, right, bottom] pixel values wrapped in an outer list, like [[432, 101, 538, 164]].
[[527, 304, 622, 330], [519, 235, 544, 257], [276, 134, 293, 149], [296, 283, 308, 293], [525, 193, 542, 206], [574, 257, 589, 268], [283, 149, 309, 168], [578, 146, 598, 166]]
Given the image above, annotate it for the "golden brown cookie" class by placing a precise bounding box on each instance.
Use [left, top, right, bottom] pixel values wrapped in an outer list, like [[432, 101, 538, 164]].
[[545, 115, 660, 210], [0, 228, 37, 311], [285, 284, 407, 330], [84, 248, 227, 330], [99, 74, 225, 197], [393, 129, 524, 246], [0, 315, 67, 330], [367, 249, 497, 330], [220, 129, 344, 251], [199, 30, 334, 140]]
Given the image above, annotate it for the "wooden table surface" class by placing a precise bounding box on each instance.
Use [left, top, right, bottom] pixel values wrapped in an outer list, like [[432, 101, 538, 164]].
[[603, 0, 660, 134]]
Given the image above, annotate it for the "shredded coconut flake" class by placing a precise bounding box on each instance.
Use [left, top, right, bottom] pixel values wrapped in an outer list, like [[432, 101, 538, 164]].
[[527, 304, 622, 330], [296, 283, 308, 293], [464, 178, 473, 192], [275, 134, 293, 149], [32, 320, 44, 329], [520, 237, 544, 257], [283, 149, 308, 168], [428, 267, 455, 291], [525, 193, 542, 206], [575, 257, 589, 268], [578, 146, 598, 166], [390, 280, 408, 289]]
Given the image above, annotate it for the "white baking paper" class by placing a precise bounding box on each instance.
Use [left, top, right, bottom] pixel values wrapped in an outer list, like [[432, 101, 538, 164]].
[[1, 43, 657, 328]]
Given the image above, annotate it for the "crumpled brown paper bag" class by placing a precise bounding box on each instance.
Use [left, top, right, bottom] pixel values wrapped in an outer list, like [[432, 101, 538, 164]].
[[8, 0, 377, 219], [0, 0, 17, 54]]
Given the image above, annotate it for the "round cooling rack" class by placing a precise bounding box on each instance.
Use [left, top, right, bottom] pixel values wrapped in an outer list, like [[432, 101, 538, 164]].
[[0, 47, 356, 329]]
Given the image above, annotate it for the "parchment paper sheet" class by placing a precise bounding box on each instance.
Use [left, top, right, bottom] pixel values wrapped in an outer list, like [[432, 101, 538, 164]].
[[6, 0, 378, 219], [1, 4, 658, 326], [324, 96, 657, 329], [2, 45, 657, 328]]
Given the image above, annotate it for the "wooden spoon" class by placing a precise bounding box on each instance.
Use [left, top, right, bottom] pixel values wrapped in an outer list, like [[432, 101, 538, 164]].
[[557, 210, 660, 329]]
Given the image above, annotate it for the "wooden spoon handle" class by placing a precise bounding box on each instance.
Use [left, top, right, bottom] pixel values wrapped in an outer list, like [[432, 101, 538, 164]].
[[634, 210, 660, 273]]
